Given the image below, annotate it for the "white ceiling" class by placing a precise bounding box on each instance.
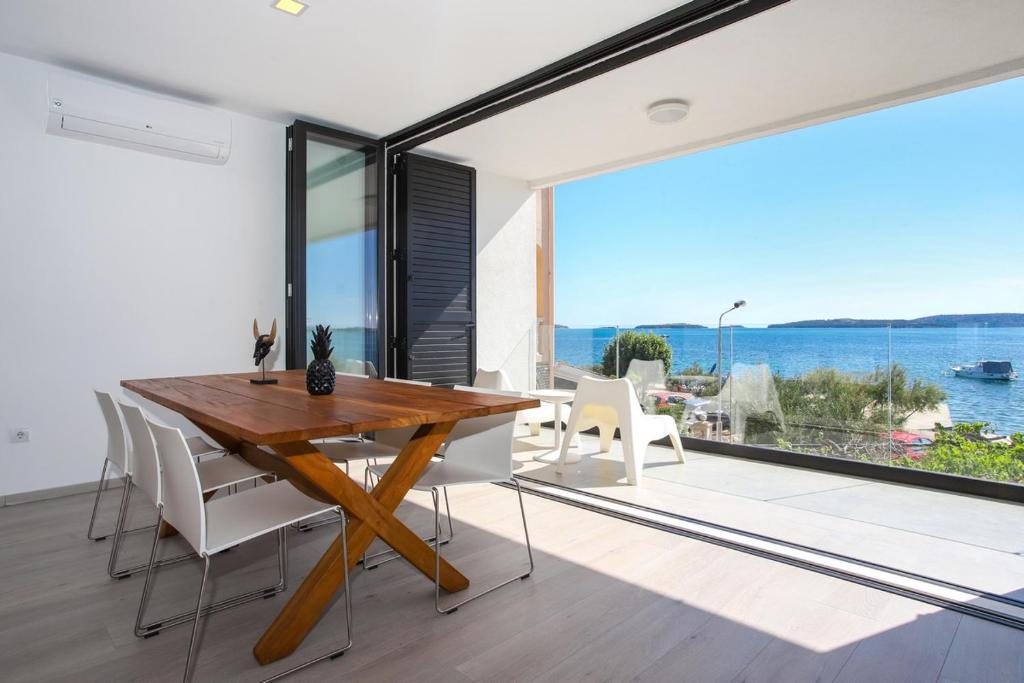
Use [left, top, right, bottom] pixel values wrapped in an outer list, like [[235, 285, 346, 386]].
[[2, 0, 1022, 186], [427, 0, 1024, 185], [0, 0, 684, 137]]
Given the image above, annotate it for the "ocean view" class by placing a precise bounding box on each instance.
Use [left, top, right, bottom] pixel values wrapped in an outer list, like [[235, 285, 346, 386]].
[[555, 326, 1024, 434]]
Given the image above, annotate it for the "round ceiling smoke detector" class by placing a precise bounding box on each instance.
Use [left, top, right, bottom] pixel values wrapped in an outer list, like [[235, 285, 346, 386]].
[[647, 100, 690, 124]]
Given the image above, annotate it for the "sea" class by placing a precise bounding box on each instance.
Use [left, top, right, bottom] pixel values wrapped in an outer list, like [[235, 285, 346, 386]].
[[554, 326, 1024, 434]]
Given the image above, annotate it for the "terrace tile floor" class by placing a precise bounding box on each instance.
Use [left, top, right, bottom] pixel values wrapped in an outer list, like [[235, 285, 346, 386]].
[[513, 428, 1024, 604]]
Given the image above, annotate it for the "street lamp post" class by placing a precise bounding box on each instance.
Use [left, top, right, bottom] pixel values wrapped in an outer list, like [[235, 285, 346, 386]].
[[717, 299, 747, 441]]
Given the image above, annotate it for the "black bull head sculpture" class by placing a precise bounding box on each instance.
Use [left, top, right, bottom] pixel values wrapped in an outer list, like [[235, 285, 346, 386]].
[[253, 318, 277, 366]]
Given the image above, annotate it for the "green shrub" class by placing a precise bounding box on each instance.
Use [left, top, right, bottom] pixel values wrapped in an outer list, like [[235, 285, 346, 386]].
[[679, 361, 708, 376], [897, 423, 1024, 484], [601, 331, 672, 378]]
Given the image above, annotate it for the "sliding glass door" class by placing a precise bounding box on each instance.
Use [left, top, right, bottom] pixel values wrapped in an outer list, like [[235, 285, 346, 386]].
[[286, 122, 382, 374]]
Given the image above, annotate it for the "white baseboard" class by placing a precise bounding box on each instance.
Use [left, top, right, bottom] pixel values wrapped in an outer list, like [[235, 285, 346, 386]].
[[2, 477, 126, 507]]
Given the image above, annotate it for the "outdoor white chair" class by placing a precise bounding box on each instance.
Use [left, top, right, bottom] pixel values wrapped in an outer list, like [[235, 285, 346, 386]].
[[556, 376, 685, 485], [367, 385, 533, 614], [87, 390, 224, 542], [472, 368, 573, 437], [139, 419, 351, 683], [110, 401, 270, 579], [335, 358, 376, 378]]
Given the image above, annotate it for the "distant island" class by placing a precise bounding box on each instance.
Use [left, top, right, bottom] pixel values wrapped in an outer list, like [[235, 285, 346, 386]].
[[769, 313, 1024, 328], [634, 323, 707, 329]]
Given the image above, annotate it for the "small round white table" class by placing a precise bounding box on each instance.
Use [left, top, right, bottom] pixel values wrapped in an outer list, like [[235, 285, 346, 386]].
[[528, 389, 581, 464]]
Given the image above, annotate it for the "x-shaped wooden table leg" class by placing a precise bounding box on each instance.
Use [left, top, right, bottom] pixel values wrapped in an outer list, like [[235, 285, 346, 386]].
[[224, 421, 468, 665]]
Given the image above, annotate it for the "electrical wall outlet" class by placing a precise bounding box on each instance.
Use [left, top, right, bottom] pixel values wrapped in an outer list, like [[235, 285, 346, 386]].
[[10, 429, 30, 443]]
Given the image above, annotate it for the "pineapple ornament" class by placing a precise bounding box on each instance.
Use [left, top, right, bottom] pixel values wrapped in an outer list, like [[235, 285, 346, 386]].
[[306, 324, 336, 395]]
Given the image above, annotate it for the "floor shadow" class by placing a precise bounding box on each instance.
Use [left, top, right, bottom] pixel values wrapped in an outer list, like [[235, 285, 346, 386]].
[[1, 474, 1023, 682]]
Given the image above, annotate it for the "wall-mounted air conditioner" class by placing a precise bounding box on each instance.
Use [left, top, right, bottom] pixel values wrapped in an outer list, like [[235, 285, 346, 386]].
[[46, 73, 231, 164]]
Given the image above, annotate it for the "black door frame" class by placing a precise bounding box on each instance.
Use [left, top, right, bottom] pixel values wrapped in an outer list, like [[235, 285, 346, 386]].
[[285, 120, 387, 372]]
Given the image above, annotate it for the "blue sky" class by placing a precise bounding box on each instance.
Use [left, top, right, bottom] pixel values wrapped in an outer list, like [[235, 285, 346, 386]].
[[554, 77, 1024, 328]]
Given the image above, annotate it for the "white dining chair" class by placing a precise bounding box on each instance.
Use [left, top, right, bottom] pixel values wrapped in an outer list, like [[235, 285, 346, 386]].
[[88, 390, 224, 542], [300, 375, 447, 538], [109, 401, 271, 580], [314, 376, 432, 477], [367, 386, 533, 614], [139, 419, 351, 682], [87, 390, 132, 541], [473, 368, 573, 437], [556, 376, 685, 485]]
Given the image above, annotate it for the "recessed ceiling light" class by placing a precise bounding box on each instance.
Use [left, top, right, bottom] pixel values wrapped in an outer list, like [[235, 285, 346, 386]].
[[272, 0, 309, 16], [647, 100, 690, 125]]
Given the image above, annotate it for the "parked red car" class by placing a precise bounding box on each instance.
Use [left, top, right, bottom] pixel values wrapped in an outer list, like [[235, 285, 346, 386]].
[[889, 431, 933, 460]]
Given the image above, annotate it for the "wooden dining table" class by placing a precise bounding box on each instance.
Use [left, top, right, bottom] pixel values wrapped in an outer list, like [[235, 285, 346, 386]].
[[121, 369, 538, 665]]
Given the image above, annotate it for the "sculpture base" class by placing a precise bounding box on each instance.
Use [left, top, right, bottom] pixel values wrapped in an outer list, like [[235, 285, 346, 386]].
[[250, 378, 278, 385]]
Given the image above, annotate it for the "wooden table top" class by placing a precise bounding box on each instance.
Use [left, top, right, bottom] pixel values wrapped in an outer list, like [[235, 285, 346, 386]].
[[122, 370, 539, 445]]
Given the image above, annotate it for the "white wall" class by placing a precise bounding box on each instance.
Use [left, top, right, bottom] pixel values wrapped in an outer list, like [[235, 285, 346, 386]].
[[475, 171, 537, 391], [0, 53, 286, 497]]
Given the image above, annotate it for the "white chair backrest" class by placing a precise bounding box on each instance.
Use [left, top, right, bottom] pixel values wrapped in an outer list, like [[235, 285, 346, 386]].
[[118, 402, 162, 507], [625, 359, 667, 407], [95, 390, 130, 475], [573, 376, 645, 429], [446, 386, 519, 480], [148, 420, 206, 555], [472, 368, 513, 391], [385, 377, 431, 386], [626, 359, 667, 388]]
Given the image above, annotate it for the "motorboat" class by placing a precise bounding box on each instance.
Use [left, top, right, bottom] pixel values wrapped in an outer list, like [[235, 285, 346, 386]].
[[951, 360, 1017, 381]]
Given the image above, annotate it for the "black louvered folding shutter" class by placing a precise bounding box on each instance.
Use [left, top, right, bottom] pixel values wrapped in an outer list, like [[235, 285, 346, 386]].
[[395, 154, 476, 386]]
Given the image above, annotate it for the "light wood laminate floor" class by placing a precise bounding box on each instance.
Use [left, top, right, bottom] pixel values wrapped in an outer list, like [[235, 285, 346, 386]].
[[1, 463, 1022, 682]]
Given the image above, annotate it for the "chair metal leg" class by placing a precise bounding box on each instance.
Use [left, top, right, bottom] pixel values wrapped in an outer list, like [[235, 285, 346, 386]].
[[109, 482, 195, 579], [433, 479, 533, 615], [106, 475, 134, 576], [86, 459, 111, 540], [135, 507, 165, 638], [443, 486, 455, 541], [361, 484, 453, 571], [259, 510, 353, 683], [182, 555, 212, 683], [135, 513, 287, 637], [89, 462, 160, 543], [278, 526, 288, 592]]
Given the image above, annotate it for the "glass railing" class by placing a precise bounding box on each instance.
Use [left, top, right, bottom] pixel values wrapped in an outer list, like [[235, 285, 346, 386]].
[[534, 322, 1023, 485]]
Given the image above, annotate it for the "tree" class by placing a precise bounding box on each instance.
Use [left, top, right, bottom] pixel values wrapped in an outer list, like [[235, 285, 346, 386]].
[[866, 364, 946, 424], [601, 331, 672, 378], [775, 364, 945, 432], [678, 361, 708, 376], [758, 364, 946, 461]]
